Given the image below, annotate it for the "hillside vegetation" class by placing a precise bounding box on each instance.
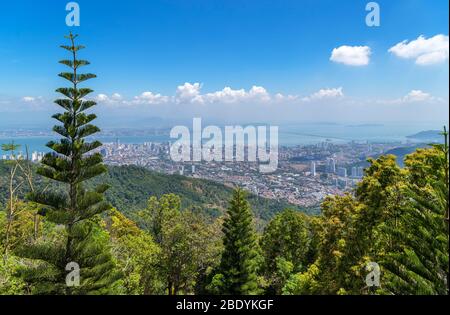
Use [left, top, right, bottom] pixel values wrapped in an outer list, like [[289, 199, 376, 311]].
[[0, 161, 307, 226]]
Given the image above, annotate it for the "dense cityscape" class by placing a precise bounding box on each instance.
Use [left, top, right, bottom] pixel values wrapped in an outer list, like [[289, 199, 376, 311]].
[[1, 137, 416, 208], [97, 140, 410, 207], [0, 137, 418, 208]]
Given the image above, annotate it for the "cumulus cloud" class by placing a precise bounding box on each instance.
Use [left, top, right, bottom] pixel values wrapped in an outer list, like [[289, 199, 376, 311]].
[[330, 46, 371, 66], [94, 84, 348, 108], [302, 87, 344, 101], [202, 87, 248, 103], [175, 82, 203, 104], [95, 94, 109, 102], [388, 34, 449, 65], [248, 86, 271, 102], [203, 85, 272, 103], [402, 90, 434, 102], [95, 93, 124, 105], [173, 83, 282, 104]]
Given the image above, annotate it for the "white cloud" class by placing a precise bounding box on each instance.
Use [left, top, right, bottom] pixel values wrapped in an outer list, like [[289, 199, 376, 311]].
[[402, 90, 433, 102], [388, 34, 449, 65], [22, 96, 45, 103], [175, 82, 203, 104], [7, 96, 50, 111], [330, 45, 371, 66], [174, 83, 280, 104], [95, 93, 125, 105], [96, 94, 109, 102], [248, 86, 271, 102], [96, 91, 168, 106], [202, 87, 248, 103], [377, 90, 442, 105], [303, 87, 344, 101], [111, 93, 123, 101], [274, 93, 298, 102], [93, 84, 348, 109], [20, 96, 47, 108], [22, 96, 36, 102], [131, 91, 169, 105]]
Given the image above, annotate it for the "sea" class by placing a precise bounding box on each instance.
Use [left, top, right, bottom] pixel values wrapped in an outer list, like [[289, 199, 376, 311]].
[[0, 121, 447, 154]]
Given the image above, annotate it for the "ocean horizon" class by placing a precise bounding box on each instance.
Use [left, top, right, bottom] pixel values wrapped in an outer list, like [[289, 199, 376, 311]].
[[1, 121, 447, 154]]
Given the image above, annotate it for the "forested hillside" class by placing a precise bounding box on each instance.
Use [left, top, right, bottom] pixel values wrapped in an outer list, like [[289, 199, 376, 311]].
[[0, 162, 308, 226]]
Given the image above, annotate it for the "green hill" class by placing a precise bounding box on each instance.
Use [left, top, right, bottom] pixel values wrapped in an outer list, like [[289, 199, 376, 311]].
[[407, 130, 444, 142], [0, 161, 311, 227]]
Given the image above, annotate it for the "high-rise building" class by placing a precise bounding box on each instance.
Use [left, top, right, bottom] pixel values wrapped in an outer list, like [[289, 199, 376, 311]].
[[351, 166, 357, 178], [327, 158, 336, 173], [310, 161, 316, 177], [32, 151, 38, 162]]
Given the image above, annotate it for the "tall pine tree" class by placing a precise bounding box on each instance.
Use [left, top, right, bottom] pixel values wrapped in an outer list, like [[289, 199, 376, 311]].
[[17, 33, 120, 294], [215, 188, 260, 295]]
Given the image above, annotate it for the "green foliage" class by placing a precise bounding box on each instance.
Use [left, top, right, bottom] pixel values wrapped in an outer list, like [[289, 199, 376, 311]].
[[282, 263, 320, 295], [0, 202, 38, 253], [285, 128, 449, 295], [314, 194, 368, 294], [381, 135, 449, 295], [261, 209, 311, 271], [98, 165, 308, 225], [105, 208, 161, 294], [213, 188, 261, 295], [261, 209, 311, 293], [138, 194, 222, 295], [15, 33, 120, 294], [17, 220, 121, 295], [0, 252, 26, 295]]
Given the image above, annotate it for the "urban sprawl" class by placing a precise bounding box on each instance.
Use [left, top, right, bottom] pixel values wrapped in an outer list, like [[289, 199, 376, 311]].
[[1, 139, 413, 209]]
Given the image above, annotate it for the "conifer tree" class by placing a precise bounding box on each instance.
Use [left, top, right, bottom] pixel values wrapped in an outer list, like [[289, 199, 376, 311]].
[[382, 128, 449, 295], [17, 33, 120, 294], [215, 188, 260, 295]]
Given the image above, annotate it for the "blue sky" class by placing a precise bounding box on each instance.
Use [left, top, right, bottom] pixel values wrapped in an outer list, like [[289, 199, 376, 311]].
[[0, 0, 448, 127]]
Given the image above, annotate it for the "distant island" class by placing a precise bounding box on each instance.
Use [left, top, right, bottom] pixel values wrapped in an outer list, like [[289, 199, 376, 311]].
[[407, 130, 443, 142]]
